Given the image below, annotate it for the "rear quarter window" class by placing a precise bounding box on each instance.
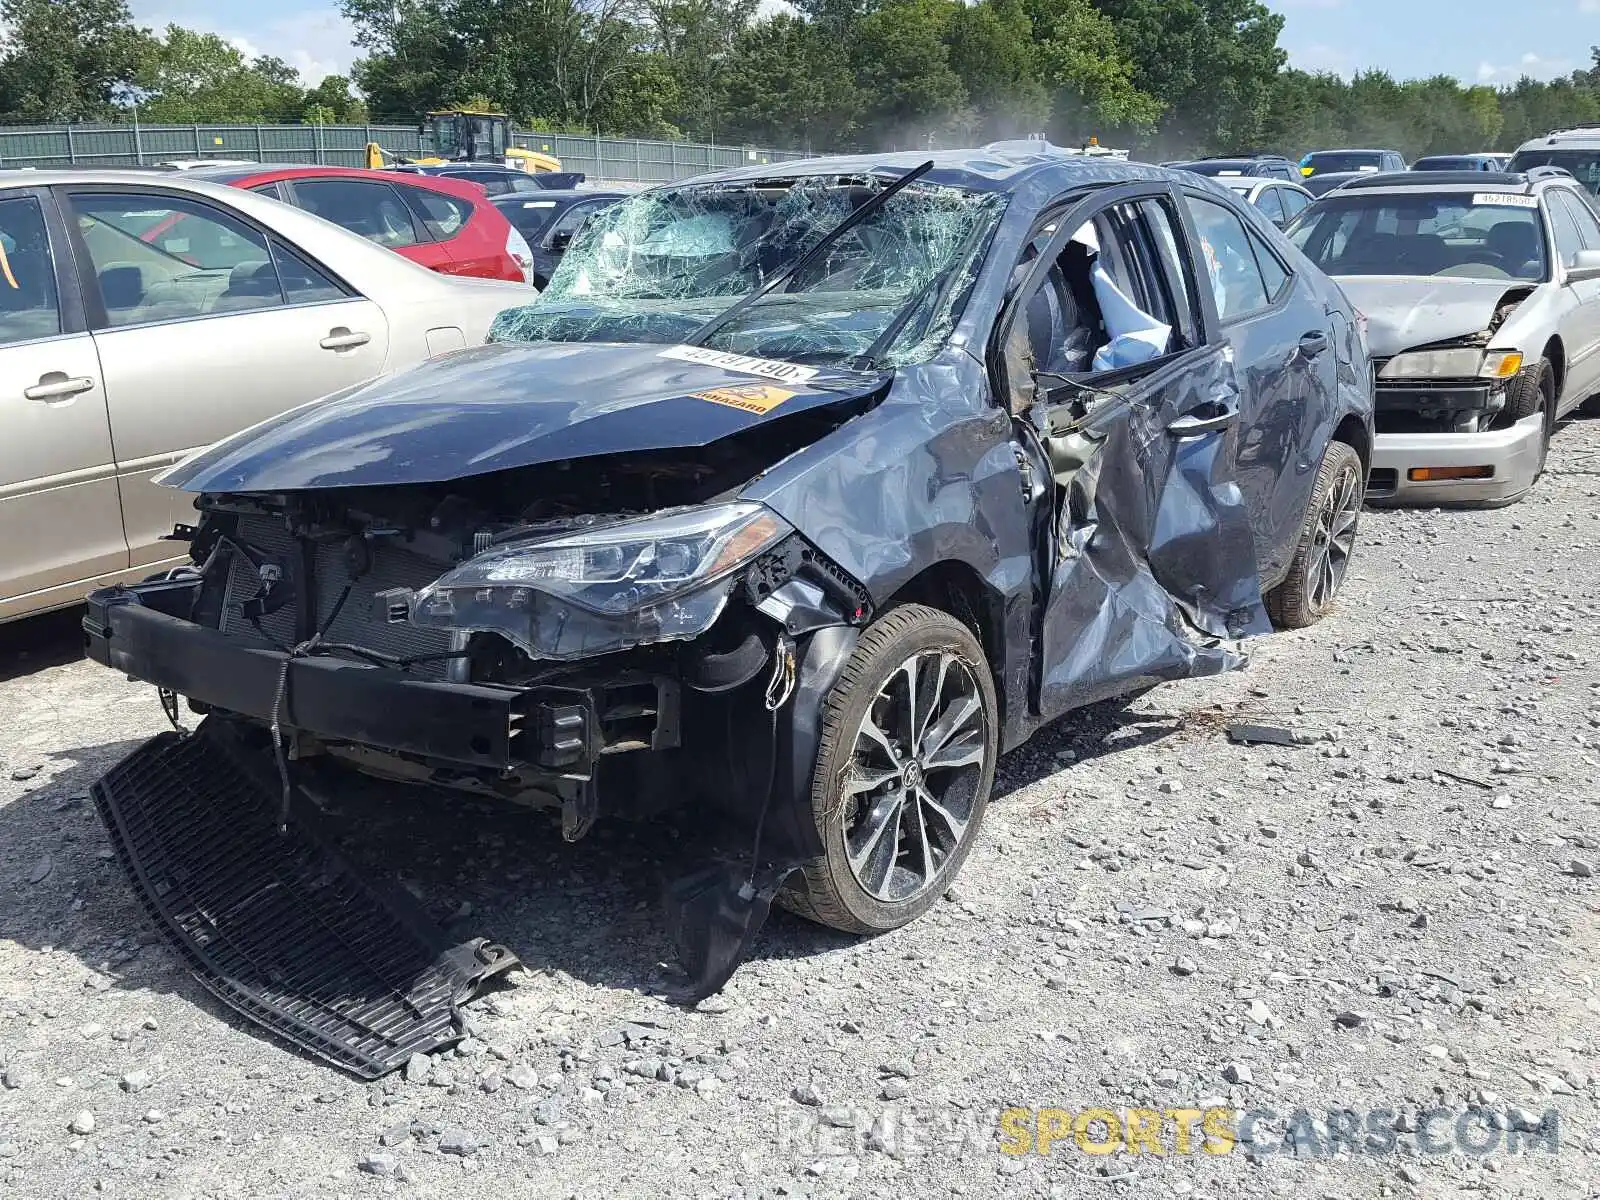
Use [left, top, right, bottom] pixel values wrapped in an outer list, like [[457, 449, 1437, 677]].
[[404, 188, 474, 240]]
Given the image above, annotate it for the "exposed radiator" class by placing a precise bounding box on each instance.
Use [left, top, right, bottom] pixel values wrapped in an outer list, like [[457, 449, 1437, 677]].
[[218, 514, 456, 679]]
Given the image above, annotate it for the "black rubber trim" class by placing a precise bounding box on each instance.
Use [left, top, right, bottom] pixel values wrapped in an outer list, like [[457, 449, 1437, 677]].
[[91, 721, 517, 1078]]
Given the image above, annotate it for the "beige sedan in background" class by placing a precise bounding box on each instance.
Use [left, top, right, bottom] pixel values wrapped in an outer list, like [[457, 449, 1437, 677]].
[[0, 170, 529, 622]]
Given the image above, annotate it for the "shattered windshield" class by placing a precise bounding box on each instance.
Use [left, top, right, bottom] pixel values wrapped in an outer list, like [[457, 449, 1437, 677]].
[[489, 175, 1006, 368]]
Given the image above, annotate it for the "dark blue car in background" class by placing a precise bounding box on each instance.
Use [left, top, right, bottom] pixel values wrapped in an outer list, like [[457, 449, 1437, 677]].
[[80, 143, 1374, 1063]]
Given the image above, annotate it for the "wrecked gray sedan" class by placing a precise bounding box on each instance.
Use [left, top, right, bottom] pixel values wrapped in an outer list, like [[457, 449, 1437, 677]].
[[81, 146, 1373, 1075], [1289, 168, 1600, 504]]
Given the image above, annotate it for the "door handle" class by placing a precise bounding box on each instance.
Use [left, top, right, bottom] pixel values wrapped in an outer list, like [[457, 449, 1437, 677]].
[[1298, 330, 1331, 358], [319, 328, 371, 351], [23, 373, 96, 401], [1167, 404, 1239, 438]]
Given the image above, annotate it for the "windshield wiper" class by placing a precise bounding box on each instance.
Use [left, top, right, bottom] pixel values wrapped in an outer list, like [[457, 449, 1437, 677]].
[[685, 160, 936, 350]]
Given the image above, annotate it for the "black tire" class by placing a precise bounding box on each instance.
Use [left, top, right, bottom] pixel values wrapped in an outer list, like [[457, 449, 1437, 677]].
[[1493, 357, 1553, 481], [1265, 440, 1363, 630], [779, 604, 999, 934]]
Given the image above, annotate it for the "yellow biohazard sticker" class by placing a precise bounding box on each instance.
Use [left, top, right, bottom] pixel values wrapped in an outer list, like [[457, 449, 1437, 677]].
[[688, 384, 795, 415]]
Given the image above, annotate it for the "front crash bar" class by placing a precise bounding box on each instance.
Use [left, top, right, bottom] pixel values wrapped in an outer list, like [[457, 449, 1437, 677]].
[[84, 589, 523, 769]]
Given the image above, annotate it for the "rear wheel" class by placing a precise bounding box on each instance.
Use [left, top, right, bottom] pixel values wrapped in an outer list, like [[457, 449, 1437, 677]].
[[1265, 440, 1363, 629], [780, 605, 999, 934]]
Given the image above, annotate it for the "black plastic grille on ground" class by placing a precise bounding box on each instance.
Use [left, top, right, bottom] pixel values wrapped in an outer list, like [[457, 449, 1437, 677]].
[[92, 724, 515, 1077]]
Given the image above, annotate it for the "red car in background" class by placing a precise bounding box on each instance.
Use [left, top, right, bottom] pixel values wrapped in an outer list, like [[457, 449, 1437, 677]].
[[162, 164, 536, 284]]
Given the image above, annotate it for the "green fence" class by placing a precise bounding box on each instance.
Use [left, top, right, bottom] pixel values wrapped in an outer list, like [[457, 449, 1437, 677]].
[[0, 123, 814, 182]]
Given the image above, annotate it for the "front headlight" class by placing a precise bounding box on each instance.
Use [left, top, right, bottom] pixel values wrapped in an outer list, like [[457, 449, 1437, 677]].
[[1379, 348, 1525, 381], [410, 502, 792, 661], [1379, 348, 1484, 379]]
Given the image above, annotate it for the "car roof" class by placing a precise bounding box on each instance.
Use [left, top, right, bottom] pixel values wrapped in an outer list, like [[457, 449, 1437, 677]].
[[1318, 170, 1575, 196], [1516, 128, 1600, 150], [670, 142, 1173, 194]]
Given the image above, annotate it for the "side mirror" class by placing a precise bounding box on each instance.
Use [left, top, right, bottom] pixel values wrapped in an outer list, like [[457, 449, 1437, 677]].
[[1568, 249, 1600, 281]]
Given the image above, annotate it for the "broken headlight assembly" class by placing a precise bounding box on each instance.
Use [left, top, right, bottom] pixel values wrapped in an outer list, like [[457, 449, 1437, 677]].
[[1379, 348, 1523, 380], [410, 502, 793, 661]]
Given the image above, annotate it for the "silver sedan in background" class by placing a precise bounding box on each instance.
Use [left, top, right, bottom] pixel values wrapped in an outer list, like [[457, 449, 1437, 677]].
[[0, 171, 528, 621]]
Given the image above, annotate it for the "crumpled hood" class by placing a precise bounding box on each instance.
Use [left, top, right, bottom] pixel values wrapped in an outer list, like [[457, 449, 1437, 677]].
[[160, 340, 885, 493], [1335, 275, 1532, 358]]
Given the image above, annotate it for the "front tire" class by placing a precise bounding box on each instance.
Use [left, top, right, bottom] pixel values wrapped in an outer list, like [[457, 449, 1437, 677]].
[[1494, 357, 1553, 483], [1265, 440, 1363, 629], [780, 605, 999, 934]]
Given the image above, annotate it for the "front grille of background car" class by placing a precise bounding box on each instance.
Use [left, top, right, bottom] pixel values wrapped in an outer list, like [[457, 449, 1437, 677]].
[[219, 514, 455, 680]]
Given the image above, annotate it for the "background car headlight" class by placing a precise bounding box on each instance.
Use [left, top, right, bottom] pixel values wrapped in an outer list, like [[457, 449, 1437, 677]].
[[410, 502, 792, 660], [1379, 349, 1485, 379]]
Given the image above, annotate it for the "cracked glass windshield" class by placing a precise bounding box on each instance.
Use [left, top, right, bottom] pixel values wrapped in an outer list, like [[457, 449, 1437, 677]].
[[489, 174, 1005, 368]]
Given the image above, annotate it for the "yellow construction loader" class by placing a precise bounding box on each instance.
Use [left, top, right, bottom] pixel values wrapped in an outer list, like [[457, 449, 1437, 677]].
[[365, 110, 562, 174]]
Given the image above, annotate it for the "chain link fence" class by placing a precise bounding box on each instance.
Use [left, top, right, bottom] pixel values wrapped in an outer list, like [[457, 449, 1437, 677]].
[[0, 123, 815, 183]]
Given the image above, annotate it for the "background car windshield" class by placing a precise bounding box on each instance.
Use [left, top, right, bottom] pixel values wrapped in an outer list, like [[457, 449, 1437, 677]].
[[490, 177, 1005, 367], [1288, 193, 1548, 280], [1305, 152, 1383, 173], [1413, 156, 1483, 171], [1506, 148, 1600, 194], [1184, 162, 1247, 176]]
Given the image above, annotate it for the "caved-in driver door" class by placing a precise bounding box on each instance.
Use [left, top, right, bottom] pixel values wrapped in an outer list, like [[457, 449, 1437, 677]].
[[994, 183, 1271, 721]]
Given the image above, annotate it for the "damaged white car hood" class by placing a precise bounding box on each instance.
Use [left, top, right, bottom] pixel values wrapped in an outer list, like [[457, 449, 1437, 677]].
[[1334, 275, 1535, 358]]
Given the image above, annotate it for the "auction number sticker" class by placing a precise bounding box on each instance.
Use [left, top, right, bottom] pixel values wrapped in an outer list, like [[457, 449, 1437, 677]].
[[660, 344, 820, 383], [1473, 193, 1539, 208], [688, 384, 795, 414]]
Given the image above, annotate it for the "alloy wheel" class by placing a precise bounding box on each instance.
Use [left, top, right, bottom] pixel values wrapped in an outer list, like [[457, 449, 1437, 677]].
[[1308, 460, 1361, 610], [838, 650, 988, 903]]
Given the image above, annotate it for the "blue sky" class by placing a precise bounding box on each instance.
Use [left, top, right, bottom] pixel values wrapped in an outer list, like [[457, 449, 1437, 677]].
[[128, 0, 1600, 89]]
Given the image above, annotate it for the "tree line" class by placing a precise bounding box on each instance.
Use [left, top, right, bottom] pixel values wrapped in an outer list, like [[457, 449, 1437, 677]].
[[6, 0, 1600, 161]]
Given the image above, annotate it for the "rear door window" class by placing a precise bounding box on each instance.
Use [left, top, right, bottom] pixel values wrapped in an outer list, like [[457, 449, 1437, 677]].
[[1255, 188, 1288, 225], [1184, 195, 1272, 318], [1279, 188, 1311, 222], [291, 179, 425, 248], [0, 195, 62, 345]]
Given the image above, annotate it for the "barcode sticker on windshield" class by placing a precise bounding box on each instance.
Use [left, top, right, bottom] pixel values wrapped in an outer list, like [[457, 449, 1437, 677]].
[[660, 344, 820, 383], [1473, 193, 1539, 208]]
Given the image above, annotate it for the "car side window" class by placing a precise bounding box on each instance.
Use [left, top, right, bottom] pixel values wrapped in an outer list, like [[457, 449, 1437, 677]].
[[1553, 191, 1600, 250], [1001, 193, 1198, 412], [403, 188, 473, 240], [70, 192, 284, 327], [1546, 194, 1586, 267], [247, 182, 283, 201], [292, 179, 423, 248], [271, 238, 349, 305], [545, 200, 603, 246], [1280, 189, 1310, 221], [1184, 195, 1272, 318], [509, 175, 547, 194], [1256, 188, 1288, 225], [0, 195, 62, 346]]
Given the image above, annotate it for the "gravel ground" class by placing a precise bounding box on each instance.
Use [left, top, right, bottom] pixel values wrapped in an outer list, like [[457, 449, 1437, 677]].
[[2, 418, 1599, 1200]]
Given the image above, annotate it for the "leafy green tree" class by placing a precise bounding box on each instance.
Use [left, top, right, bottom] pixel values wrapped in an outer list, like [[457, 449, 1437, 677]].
[[303, 75, 369, 123], [0, 0, 146, 120], [1029, 0, 1161, 138], [848, 0, 969, 146], [946, 0, 1050, 142], [1088, 0, 1284, 152], [130, 25, 307, 123], [721, 14, 858, 147]]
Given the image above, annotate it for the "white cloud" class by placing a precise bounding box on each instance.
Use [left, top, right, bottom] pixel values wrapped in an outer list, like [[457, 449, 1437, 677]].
[[1582, 0, 1600, 14], [132, 4, 359, 84], [1477, 52, 1574, 83]]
